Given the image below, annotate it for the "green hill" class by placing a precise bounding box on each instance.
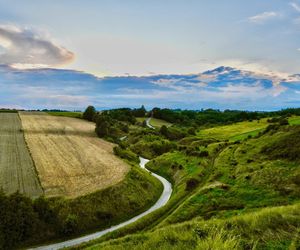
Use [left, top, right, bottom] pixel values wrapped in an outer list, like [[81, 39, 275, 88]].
[[77, 117, 300, 250]]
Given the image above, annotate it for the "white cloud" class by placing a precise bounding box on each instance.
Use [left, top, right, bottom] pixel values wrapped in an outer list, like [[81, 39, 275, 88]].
[[248, 11, 280, 24], [290, 2, 300, 12], [151, 78, 181, 87], [0, 24, 74, 68]]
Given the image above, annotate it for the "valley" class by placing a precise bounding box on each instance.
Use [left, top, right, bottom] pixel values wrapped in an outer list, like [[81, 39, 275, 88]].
[[0, 107, 299, 249]]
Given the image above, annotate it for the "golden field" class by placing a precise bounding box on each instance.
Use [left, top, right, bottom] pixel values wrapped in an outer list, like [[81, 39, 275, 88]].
[[19, 112, 129, 197]]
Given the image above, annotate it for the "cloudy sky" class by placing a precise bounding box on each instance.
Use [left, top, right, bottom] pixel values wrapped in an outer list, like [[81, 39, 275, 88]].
[[0, 1, 300, 110], [1, 0, 300, 76]]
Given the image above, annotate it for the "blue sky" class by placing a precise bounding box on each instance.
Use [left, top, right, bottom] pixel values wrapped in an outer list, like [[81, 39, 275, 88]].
[[1, 0, 300, 76], [0, 1, 300, 110]]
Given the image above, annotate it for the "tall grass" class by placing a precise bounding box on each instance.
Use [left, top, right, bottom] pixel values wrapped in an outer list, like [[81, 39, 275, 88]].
[[83, 203, 300, 250]]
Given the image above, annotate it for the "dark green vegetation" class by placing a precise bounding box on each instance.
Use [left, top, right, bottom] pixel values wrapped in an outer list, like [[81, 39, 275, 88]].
[[75, 106, 300, 250], [82, 106, 96, 121], [47, 111, 83, 118], [151, 107, 300, 126], [0, 166, 162, 249], [0, 109, 18, 113], [87, 203, 300, 250]]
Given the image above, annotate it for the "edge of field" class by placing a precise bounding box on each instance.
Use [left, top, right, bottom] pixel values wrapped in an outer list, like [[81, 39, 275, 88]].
[[17, 112, 45, 195]]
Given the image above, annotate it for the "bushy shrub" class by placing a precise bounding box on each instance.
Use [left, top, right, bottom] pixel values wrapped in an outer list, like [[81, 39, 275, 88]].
[[113, 146, 139, 163], [82, 106, 96, 121], [185, 178, 200, 191]]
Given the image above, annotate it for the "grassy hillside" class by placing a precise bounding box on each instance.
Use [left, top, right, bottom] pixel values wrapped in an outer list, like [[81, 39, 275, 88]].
[[0, 164, 163, 249], [197, 118, 269, 141], [77, 116, 300, 250], [86, 203, 300, 250], [289, 116, 300, 125]]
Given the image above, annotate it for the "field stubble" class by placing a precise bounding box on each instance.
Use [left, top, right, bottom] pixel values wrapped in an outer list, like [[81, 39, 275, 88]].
[[19, 112, 129, 197]]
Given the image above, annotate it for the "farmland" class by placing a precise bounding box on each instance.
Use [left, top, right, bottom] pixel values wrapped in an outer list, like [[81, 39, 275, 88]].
[[19, 112, 130, 197], [0, 113, 43, 197]]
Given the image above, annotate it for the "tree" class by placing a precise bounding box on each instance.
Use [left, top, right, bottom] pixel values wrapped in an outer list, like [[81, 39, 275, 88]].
[[160, 125, 168, 137], [96, 121, 109, 137], [83, 106, 96, 121], [132, 105, 146, 117]]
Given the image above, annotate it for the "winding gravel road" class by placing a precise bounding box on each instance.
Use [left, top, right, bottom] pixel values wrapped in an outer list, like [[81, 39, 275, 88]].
[[30, 157, 172, 250], [146, 117, 155, 129]]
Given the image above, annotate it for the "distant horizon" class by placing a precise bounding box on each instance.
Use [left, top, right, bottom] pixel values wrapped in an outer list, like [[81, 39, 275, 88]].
[[2, 105, 300, 113]]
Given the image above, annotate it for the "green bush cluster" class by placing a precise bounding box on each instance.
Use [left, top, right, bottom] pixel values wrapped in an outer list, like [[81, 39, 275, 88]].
[[0, 166, 162, 249]]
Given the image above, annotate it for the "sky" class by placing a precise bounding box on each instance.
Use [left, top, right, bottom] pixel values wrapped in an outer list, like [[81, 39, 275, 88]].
[[0, 1, 300, 110], [1, 0, 300, 76]]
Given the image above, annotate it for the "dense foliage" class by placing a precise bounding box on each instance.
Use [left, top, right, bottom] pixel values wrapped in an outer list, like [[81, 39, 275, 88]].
[[82, 105, 96, 121], [0, 167, 162, 249], [151, 107, 300, 126]]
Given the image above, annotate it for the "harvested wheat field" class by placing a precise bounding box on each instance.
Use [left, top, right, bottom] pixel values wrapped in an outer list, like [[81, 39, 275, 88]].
[[0, 113, 43, 197], [19, 112, 129, 197]]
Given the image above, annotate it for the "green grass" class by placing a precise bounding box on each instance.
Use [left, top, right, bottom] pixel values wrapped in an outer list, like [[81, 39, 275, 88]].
[[288, 116, 300, 125], [162, 125, 300, 226], [84, 203, 300, 250], [229, 128, 264, 141], [47, 111, 82, 118], [198, 118, 269, 141], [149, 118, 172, 128], [136, 117, 172, 128], [70, 120, 300, 250]]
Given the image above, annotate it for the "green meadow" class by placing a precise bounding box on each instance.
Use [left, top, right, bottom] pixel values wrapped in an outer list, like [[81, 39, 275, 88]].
[[75, 110, 300, 250]]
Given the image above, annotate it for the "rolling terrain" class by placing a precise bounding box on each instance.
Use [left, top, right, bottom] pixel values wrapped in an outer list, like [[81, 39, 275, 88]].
[[85, 203, 300, 250], [73, 110, 300, 250], [0, 113, 42, 197], [19, 112, 129, 197], [0, 110, 163, 249], [197, 118, 269, 141], [0, 107, 299, 249]]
